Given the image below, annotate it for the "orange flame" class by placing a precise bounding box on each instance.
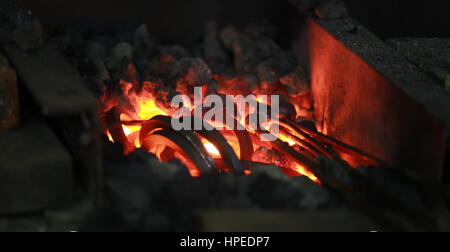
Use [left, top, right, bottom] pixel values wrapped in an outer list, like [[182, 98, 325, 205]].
[[103, 80, 322, 183], [202, 140, 221, 158], [294, 164, 320, 183]]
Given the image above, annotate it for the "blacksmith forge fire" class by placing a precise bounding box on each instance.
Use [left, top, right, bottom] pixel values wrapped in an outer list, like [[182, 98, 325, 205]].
[[3, 0, 450, 233], [99, 24, 382, 184]]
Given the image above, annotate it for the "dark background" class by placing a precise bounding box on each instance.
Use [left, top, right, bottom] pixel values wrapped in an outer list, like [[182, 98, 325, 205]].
[[344, 0, 450, 39], [22, 0, 450, 44]]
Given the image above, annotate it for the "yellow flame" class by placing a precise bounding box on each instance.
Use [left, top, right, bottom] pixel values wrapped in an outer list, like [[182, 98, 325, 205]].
[[137, 99, 167, 120], [106, 130, 114, 142], [203, 142, 221, 158], [294, 164, 319, 183], [278, 133, 297, 146], [122, 125, 142, 136]]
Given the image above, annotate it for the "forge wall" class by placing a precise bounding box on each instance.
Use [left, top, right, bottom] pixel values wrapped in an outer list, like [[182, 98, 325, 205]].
[[294, 14, 450, 183]]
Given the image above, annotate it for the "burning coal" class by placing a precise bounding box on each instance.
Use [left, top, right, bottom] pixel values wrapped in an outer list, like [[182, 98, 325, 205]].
[[97, 23, 382, 184]]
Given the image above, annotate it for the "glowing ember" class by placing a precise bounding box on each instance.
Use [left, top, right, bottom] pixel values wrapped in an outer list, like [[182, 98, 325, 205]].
[[202, 140, 221, 158], [122, 125, 142, 136], [106, 130, 114, 143], [90, 23, 386, 191], [294, 164, 319, 183], [101, 74, 328, 184], [278, 133, 297, 147], [137, 99, 167, 121], [102, 85, 324, 183]]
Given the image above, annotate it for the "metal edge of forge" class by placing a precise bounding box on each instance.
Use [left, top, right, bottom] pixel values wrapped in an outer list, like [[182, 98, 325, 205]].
[[293, 12, 450, 184]]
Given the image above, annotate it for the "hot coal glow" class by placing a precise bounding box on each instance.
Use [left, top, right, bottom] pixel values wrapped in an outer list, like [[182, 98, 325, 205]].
[[97, 22, 386, 184], [100, 71, 383, 184]]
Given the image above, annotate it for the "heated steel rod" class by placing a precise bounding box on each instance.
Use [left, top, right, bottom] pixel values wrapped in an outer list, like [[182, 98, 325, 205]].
[[294, 121, 387, 167], [140, 116, 217, 174], [259, 125, 438, 231], [105, 107, 136, 155], [279, 126, 335, 160], [279, 119, 341, 161]]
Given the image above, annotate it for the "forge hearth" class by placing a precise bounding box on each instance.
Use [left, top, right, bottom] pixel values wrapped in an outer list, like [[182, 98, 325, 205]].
[[93, 21, 387, 185], [0, 0, 449, 232]]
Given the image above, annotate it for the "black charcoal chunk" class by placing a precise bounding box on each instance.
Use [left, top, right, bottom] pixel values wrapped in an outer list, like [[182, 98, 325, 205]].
[[160, 45, 190, 60], [294, 176, 333, 209], [168, 58, 212, 95], [107, 58, 139, 87], [83, 156, 188, 231], [134, 24, 156, 60], [204, 22, 228, 62], [101, 161, 162, 228], [148, 53, 177, 78], [131, 149, 186, 182], [256, 38, 284, 60], [257, 54, 295, 94], [315, 0, 349, 19], [141, 76, 164, 97], [219, 26, 261, 73], [104, 174, 154, 228], [163, 173, 229, 211], [317, 157, 353, 186], [246, 165, 333, 209], [219, 26, 241, 51], [280, 65, 310, 96], [257, 61, 280, 87], [232, 34, 260, 73], [107, 42, 134, 70], [279, 96, 297, 120]]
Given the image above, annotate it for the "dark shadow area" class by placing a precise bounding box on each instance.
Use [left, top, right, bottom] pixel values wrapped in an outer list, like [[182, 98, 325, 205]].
[[23, 0, 293, 45], [344, 0, 450, 39]]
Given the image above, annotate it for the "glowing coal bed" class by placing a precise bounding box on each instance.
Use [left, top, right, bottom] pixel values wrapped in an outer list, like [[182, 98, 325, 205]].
[[95, 24, 382, 185]]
